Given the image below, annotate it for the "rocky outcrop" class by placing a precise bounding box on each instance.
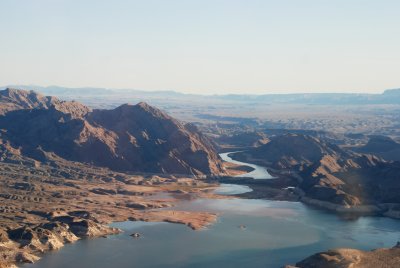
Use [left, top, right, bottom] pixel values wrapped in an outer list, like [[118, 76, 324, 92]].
[[355, 135, 400, 161], [49, 216, 120, 237], [246, 134, 349, 170], [86, 102, 223, 175], [1, 217, 120, 266], [0, 88, 224, 175], [0, 149, 222, 267], [215, 131, 270, 149], [0, 229, 9, 243], [289, 243, 400, 268], [0, 88, 90, 117], [0, 88, 56, 115], [233, 134, 400, 208], [15, 252, 40, 264]]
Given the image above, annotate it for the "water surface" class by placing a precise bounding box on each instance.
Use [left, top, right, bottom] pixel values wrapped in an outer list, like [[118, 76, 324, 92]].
[[26, 152, 400, 268], [220, 152, 273, 179], [213, 183, 253, 195]]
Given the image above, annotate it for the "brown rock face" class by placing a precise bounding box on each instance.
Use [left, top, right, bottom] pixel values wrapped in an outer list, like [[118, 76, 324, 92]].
[[215, 131, 270, 148], [239, 133, 400, 206], [0, 88, 55, 114], [0, 229, 9, 243], [250, 134, 348, 169], [0, 88, 90, 117], [0, 88, 223, 175], [293, 244, 400, 268], [356, 135, 400, 162]]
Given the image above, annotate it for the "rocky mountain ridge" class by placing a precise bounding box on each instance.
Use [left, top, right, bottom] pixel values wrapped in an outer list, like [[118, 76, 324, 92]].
[[231, 134, 400, 207], [0, 88, 224, 175], [354, 135, 400, 162], [287, 243, 400, 268]]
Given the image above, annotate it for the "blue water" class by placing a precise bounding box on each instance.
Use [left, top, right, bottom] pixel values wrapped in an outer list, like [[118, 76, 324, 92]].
[[219, 152, 274, 179], [213, 183, 253, 195], [25, 152, 400, 268]]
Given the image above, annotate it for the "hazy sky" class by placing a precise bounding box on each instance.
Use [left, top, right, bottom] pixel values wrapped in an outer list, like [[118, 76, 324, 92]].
[[1, 0, 399, 94]]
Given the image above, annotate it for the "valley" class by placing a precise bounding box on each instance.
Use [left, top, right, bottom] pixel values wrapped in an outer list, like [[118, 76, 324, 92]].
[[20, 151, 400, 268], [1, 87, 400, 268]]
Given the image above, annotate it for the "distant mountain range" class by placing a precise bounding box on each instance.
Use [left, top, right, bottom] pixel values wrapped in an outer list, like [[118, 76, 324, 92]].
[[0, 88, 224, 175], [2, 85, 400, 105]]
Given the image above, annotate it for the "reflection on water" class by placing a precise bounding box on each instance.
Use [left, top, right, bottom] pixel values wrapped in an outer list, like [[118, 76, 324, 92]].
[[213, 183, 253, 195], [26, 199, 400, 268], [25, 152, 400, 268], [219, 152, 273, 179]]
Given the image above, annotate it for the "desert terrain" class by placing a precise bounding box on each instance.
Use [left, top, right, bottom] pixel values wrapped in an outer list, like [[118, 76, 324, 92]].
[[1, 87, 400, 267]]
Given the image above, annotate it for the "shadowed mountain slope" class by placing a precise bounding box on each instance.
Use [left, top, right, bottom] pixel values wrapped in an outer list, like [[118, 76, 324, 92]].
[[355, 135, 400, 162], [0, 88, 224, 175], [232, 134, 400, 206]]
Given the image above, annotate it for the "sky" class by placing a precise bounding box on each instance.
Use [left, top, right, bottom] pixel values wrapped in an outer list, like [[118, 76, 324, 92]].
[[0, 0, 399, 94]]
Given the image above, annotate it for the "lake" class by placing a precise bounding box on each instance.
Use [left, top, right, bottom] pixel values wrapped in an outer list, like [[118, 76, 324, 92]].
[[26, 152, 400, 268]]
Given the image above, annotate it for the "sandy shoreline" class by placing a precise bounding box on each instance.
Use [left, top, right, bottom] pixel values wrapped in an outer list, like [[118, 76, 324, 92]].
[[0, 158, 235, 268]]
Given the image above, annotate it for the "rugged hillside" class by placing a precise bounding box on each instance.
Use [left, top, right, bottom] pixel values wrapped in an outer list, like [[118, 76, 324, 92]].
[[0, 140, 219, 267], [247, 134, 349, 170], [0, 87, 91, 118], [355, 135, 400, 161], [232, 134, 400, 207], [214, 131, 270, 149], [0, 88, 56, 114], [0, 88, 224, 175], [288, 243, 400, 268]]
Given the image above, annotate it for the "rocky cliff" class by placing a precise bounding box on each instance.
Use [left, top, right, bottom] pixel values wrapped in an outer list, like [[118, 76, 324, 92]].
[[287, 243, 400, 268]]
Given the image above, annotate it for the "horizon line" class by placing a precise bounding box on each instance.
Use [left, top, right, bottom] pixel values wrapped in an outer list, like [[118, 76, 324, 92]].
[[2, 84, 398, 96]]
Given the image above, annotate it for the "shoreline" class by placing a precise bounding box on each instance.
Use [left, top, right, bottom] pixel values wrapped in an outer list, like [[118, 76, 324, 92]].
[[0, 161, 225, 268], [231, 171, 400, 221], [222, 151, 400, 221], [3, 151, 399, 268], [3, 198, 221, 268]]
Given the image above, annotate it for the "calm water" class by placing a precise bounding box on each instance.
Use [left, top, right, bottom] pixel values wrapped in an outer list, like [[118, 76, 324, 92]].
[[213, 183, 253, 195], [26, 152, 400, 268], [219, 152, 274, 179]]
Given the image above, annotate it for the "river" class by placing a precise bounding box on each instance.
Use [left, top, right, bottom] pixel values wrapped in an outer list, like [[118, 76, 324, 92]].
[[26, 152, 400, 268], [219, 152, 274, 180]]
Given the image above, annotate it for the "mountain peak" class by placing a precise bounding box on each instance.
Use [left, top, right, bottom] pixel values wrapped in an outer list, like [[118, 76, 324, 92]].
[[0, 87, 91, 118], [0, 89, 224, 175], [131, 101, 171, 120], [1, 87, 41, 98], [248, 133, 346, 170], [137, 101, 150, 108], [113, 102, 159, 115], [135, 101, 160, 113], [0, 87, 56, 114], [116, 102, 153, 110]]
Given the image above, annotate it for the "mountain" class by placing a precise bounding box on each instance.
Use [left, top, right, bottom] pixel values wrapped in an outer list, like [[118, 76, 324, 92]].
[[0, 88, 224, 175], [382, 88, 400, 98], [289, 243, 400, 268], [3, 85, 400, 105], [262, 129, 356, 145], [0, 87, 90, 117], [245, 134, 349, 170], [355, 135, 400, 161], [232, 134, 400, 207], [215, 131, 270, 149], [0, 88, 58, 115]]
